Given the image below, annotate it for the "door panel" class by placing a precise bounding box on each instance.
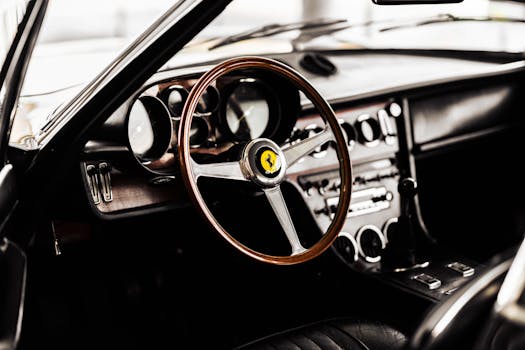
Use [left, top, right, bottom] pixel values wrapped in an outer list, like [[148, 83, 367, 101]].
[[0, 165, 17, 230], [0, 1, 48, 349], [0, 238, 26, 350]]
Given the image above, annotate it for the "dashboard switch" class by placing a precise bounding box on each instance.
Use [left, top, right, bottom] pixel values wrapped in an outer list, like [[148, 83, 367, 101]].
[[388, 102, 402, 118], [447, 262, 475, 277], [378, 109, 396, 145], [356, 114, 381, 147], [85, 164, 101, 205], [412, 273, 441, 290], [99, 162, 113, 203]]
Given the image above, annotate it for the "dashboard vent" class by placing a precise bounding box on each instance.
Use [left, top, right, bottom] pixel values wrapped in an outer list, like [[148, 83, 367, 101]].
[[299, 53, 337, 76]]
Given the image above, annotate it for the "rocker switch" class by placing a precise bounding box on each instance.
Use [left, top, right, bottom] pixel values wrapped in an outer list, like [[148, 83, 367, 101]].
[[447, 262, 475, 277], [377, 109, 396, 145], [412, 273, 441, 290]]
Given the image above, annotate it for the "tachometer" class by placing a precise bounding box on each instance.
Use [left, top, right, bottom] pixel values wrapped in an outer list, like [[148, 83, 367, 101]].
[[222, 78, 276, 141]]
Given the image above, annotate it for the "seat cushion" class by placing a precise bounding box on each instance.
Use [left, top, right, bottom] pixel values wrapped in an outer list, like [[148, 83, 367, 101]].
[[235, 318, 407, 350]]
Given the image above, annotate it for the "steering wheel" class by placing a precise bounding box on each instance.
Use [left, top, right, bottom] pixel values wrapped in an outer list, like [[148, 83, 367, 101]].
[[178, 56, 352, 265]]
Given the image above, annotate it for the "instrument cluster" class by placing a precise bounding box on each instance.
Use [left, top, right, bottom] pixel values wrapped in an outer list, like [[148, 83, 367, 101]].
[[125, 71, 300, 174]]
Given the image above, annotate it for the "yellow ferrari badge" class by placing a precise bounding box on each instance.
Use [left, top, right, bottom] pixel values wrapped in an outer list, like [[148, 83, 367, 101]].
[[260, 149, 280, 174]]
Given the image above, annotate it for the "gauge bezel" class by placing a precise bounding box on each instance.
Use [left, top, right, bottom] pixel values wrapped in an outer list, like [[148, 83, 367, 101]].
[[126, 95, 174, 174], [187, 116, 211, 147], [217, 70, 300, 144], [159, 82, 221, 118], [158, 84, 189, 119], [195, 84, 220, 116], [219, 77, 280, 142], [158, 82, 214, 148]]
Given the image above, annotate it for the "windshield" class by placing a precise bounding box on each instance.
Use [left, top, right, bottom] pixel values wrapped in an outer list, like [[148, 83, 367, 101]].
[[18, 0, 525, 96], [7, 0, 525, 150], [187, 0, 525, 53]]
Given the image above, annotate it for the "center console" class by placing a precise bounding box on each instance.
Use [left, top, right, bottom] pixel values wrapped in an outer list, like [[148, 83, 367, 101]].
[[288, 98, 481, 302], [288, 99, 402, 267]]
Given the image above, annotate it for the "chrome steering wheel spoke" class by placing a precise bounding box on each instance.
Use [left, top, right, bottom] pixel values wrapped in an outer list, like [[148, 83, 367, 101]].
[[263, 186, 307, 256], [283, 127, 333, 167], [191, 158, 247, 181]]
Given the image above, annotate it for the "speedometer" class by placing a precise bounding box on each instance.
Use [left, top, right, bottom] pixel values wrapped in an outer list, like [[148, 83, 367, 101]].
[[223, 79, 275, 141]]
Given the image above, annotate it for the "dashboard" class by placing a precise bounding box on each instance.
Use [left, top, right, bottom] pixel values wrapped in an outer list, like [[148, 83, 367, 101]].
[[79, 51, 525, 299], [81, 60, 402, 264]]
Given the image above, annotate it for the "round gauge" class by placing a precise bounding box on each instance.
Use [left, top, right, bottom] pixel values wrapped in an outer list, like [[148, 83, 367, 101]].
[[196, 85, 220, 116], [127, 95, 172, 163], [128, 100, 154, 156], [189, 117, 209, 146], [159, 85, 189, 118], [224, 80, 275, 141]]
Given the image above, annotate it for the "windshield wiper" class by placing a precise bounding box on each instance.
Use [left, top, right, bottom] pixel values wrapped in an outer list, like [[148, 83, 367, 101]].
[[379, 13, 525, 32], [187, 13, 525, 54], [208, 18, 349, 50]]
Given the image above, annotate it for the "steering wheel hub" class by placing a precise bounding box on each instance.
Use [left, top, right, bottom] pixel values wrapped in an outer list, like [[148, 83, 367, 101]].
[[241, 138, 287, 187]]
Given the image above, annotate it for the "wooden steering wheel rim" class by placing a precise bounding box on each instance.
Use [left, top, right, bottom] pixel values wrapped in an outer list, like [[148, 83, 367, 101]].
[[178, 56, 352, 265]]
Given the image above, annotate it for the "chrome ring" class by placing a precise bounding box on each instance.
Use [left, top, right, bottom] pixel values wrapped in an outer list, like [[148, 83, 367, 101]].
[[356, 224, 386, 263], [336, 231, 359, 263], [382, 217, 398, 244]]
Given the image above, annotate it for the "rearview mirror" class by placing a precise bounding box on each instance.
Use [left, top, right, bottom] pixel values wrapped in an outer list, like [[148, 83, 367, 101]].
[[373, 0, 463, 4]]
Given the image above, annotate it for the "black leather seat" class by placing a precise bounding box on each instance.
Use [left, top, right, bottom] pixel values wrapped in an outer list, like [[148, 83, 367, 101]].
[[235, 252, 516, 350], [235, 318, 407, 350]]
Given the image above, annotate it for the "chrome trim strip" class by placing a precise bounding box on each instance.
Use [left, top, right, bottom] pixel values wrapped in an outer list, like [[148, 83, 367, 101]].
[[351, 186, 387, 200], [326, 186, 392, 219], [348, 200, 390, 218], [35, 0, 202, 145], [0, 164, 13, 185], [430, 260, 511, 339], [393, 261, 429, 273], [496, 237, 525, 325]]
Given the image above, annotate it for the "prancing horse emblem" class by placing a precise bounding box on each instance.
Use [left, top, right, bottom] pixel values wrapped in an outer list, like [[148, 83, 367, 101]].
[[260, 149, 280, 175]]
